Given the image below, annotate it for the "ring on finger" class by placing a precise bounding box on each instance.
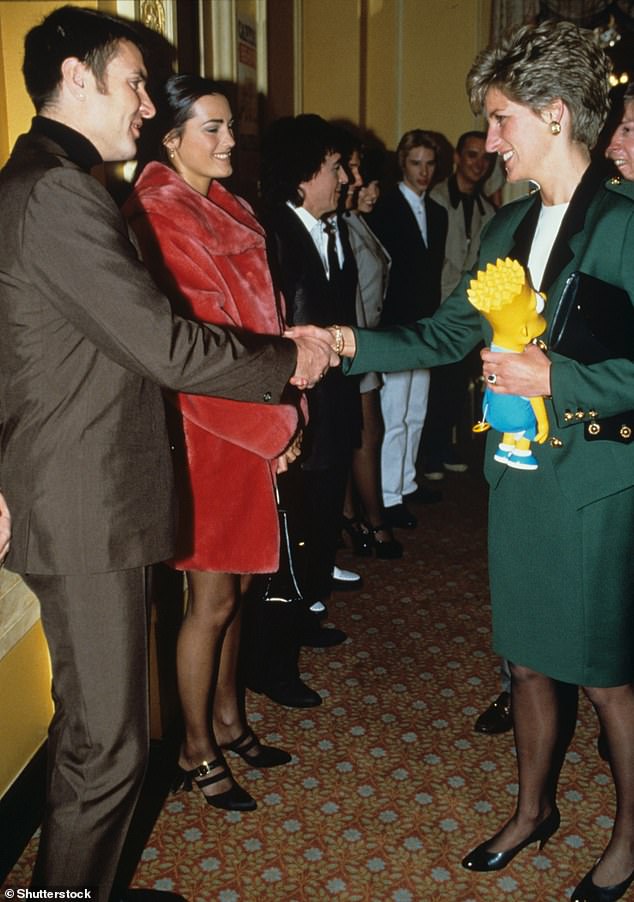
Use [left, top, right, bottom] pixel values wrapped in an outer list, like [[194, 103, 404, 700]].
[[486, 373, 497, 385]]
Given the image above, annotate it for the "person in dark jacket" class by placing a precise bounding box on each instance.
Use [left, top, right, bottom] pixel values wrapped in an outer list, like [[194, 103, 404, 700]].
[[366, 130, 447, 529], [242, 115, 359, 707]]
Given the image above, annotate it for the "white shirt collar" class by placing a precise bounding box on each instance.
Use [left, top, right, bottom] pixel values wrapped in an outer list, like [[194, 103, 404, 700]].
[[399, 181, 426, 207], [287, 201, 321, 235]]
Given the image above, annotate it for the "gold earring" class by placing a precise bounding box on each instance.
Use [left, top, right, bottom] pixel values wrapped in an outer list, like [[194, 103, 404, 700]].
[[550, 121, 561, 135], [168, 149, 175, 160]]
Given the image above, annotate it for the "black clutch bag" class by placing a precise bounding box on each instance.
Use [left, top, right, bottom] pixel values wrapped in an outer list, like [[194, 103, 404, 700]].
[[548, 271, 634, 364], [548, 271, 634, 443]]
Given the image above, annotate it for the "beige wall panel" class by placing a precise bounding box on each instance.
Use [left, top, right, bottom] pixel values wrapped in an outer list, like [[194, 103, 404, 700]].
[[302, 0, 361, 121], [398, 0, 483, 147], [296, 0, 491, 152], [365, 0, 399, 144], [266, 0, 295, 121]]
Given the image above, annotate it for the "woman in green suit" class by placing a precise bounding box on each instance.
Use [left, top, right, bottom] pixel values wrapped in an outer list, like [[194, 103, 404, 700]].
[[290, 21, 634, 902]]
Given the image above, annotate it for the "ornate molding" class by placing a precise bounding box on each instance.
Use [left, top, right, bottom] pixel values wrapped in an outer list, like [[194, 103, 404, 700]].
[[139, 0, 166, 35]]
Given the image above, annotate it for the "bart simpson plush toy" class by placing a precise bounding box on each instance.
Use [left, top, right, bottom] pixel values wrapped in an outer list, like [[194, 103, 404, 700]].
[[467, 257, 549, 470]]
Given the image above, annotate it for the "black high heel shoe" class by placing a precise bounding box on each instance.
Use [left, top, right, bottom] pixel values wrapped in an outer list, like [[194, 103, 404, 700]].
[[220, 728, 292, 768], [171, 758, 257, 811], [462, 807, 560, 872], [571, 865, 634, 901], [341, 516, 373, 556], [370, 523, 403, 560]]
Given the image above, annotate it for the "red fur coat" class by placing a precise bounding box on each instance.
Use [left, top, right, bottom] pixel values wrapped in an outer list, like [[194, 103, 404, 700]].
[[124, 162, 299, 572]]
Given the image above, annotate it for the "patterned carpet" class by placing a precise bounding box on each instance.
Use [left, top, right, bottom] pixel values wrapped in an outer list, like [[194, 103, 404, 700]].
[[2, 455, 622, 902]]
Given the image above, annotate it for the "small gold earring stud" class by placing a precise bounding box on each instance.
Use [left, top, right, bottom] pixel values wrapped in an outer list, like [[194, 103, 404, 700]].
[[550, 121, 561, 135]]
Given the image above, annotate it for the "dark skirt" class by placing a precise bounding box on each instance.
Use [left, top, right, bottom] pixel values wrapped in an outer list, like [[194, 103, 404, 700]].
[[488, 453, 634, 687]]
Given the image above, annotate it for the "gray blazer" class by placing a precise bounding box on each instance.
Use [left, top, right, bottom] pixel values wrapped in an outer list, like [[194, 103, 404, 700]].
[[344, 212, 390, 392], [0, 126, 295, 575]]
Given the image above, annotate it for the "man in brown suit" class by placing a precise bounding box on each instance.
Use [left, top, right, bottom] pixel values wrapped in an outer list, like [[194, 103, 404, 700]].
[[0, 7, 335, 900]]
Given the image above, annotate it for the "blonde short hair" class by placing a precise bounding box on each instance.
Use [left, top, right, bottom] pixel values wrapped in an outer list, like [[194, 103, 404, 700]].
[[467, 20, 611, 149]]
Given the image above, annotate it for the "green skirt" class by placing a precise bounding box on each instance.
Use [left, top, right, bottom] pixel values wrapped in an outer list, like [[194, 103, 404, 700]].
[[488, 456, 634, 687]]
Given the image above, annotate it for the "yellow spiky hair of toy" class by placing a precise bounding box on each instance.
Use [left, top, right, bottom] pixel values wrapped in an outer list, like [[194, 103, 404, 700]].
[[467, 257, 533, 313]]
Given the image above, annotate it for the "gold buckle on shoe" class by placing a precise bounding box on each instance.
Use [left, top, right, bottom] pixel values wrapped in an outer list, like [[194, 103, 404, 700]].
[[194, 760, 212, 778]]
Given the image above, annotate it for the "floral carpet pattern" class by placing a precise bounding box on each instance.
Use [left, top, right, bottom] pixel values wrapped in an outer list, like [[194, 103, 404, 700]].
[[3, 465, 620, 901]]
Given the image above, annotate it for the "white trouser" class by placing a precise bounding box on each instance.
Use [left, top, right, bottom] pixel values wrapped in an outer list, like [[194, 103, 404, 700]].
[[380, 368, 430, 507]]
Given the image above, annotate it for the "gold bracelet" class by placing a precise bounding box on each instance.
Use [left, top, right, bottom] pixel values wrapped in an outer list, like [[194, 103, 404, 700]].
[[331, 324, 345, 356]]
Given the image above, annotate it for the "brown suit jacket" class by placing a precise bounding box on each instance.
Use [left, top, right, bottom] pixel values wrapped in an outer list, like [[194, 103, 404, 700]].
[[0, 124, 296, 574]]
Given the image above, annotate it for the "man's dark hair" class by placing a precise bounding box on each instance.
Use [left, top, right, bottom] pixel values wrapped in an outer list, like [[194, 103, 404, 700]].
[[261, 114, 342, 208], [456, 130, 486, 154], [23, 5, 144, 112]]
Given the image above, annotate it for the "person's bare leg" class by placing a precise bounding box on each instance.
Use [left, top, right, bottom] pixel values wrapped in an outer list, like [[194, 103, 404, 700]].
[[177, 570, 239, 797], [581, 683, 634, 887]]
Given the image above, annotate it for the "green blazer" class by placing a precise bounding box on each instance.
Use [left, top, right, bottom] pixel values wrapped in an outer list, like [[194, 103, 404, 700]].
[[348, 169, 634, 510]]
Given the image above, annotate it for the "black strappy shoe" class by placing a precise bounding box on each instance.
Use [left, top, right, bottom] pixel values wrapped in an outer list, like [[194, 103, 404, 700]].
[[171, 757, 256, 811], [220, 728, 291, 768]]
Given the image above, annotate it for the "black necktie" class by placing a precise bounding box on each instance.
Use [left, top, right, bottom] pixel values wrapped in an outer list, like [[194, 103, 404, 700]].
[[324, 220, 340, 282]]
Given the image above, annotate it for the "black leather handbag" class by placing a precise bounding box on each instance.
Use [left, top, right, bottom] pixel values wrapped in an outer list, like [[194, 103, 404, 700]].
[[548, 271, 634, 443], [549, 271, 634, 364], [262, 488, 304, 604]]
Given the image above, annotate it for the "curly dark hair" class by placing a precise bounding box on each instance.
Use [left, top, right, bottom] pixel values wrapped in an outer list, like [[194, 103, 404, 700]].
[[260, 114, 343, 208]]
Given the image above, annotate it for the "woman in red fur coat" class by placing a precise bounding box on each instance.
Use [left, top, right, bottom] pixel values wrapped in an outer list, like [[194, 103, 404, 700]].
[[124, 75, 301, 811]]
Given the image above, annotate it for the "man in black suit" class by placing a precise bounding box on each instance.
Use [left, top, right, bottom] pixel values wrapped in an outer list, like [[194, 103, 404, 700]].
[[244, 115, 359, 705], [367, 130, 448, 528]]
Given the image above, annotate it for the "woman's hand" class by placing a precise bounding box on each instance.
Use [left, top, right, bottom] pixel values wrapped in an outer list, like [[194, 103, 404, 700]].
[[284, 324, 357, 359], [481, 343, 552, 397], [275, 431, 302, 474], [0, 491, 12, 566]]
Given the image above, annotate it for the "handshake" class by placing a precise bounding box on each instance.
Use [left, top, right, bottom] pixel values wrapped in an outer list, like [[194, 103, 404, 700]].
[[286, 324, 357, 389]]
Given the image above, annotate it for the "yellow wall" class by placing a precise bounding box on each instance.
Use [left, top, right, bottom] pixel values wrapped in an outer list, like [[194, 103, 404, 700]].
[[0, 620, 53, 796], [301, 0, 492, 150], [0, 0, 100, 163], [302, 0, 362, 124]]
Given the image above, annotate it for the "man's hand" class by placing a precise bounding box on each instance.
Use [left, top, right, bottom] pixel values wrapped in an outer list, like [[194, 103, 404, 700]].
[[275, 431, 303, 474], [0, 491, 11, 566], [287, 327, 340, 388]]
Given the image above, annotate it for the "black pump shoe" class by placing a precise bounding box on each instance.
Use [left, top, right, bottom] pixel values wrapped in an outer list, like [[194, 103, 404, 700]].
[[221, 728, 291, 768], [370, 523, 403, 559], [571, 865, 634, 901], [341, 516, 373, 556], [171, 758, 257, 811], [462, 808, 560, 872]]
